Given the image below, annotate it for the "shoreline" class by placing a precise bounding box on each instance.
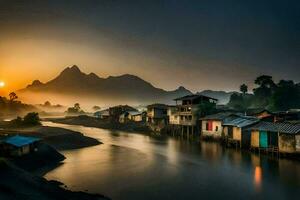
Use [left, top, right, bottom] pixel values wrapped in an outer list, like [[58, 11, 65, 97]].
[[0, 159, 110, 200], [46, 115, 154, 135], [0, 123, 110, 200]]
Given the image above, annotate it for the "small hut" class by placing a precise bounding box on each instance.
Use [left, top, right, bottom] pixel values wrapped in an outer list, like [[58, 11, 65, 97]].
[[2, 135, 40, 157], [200, 112, 240, 139], [247, 122, 300, 153], [223, 116, 259, 148]]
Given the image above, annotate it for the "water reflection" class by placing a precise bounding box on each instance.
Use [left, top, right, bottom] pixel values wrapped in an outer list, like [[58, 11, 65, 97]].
[[254, 166, 262, 191], [42, 122, 300, 200]]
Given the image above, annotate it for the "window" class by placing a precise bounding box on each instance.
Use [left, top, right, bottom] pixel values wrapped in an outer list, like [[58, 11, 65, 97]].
[[215, 126, 218, 131]]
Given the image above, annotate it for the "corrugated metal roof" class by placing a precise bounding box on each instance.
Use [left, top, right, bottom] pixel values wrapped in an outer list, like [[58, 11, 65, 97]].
[[246, 121, 300, 134], [201, 112, 242, 121], [4, 136, 40, 147], [94, 109, 109, 116], [223, 116, 259, 128], [127, 111, 142, 116], [147, 104, 168, 109]]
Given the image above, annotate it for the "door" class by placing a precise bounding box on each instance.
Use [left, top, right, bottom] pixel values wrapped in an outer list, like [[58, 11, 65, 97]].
[[228, 126, 233, 138], [259, 131, 268, 148]]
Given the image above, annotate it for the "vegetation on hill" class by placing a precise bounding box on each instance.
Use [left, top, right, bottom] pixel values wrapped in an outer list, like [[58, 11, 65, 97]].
[[66, 103, 86, 115], [0, 93, 37, 117], [10, 112, 41, 127], [228, 75, 300, 111]]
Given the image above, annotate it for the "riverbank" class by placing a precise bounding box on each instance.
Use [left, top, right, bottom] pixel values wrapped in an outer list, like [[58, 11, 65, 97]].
[[0, 124, 101, 151], [47, 115, 153, 134], [0, 121, 110, 199], [0, 159, 110, 200]]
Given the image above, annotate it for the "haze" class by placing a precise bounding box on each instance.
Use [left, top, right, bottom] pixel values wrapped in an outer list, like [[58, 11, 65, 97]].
[[0, 0, 300, 96]]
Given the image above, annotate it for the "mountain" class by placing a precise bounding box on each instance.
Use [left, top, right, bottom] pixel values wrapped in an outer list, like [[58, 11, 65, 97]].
[[19, 65, 192, 106], [197, 90, 237, 105]]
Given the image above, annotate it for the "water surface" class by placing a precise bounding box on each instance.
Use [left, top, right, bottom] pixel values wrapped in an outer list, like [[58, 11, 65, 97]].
[[43, 122, 300, 200]]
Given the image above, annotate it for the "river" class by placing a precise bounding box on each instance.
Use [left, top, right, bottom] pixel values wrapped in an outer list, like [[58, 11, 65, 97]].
[[42, 121, 300, 200]]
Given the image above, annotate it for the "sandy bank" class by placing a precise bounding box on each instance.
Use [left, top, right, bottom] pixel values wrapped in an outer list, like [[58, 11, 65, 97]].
[[0, 125, 101, 151], [48, 115, 152, 134]]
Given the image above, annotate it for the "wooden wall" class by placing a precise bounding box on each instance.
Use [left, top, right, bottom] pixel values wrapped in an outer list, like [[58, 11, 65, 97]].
[[279, 134, 296, 153], [251, 131, 260, 148], [233, 127, 241, 141]]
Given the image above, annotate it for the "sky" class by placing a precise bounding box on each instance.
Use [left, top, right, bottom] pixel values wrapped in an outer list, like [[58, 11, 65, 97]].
[[0, 0, 299, 96]]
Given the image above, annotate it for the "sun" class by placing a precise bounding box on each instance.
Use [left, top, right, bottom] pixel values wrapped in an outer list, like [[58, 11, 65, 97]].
[[0, 81, 5, 88]]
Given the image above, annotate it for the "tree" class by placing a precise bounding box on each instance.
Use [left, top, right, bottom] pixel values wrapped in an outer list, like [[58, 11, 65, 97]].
[[253, 75, 276, 108], [197, 101, 217, 118], [11, 116, 23, 126], [74, 103, 80, 111], [93, 106, 101, 111], [9, 92, 18, 102], [23, 112, 41, 126], [228, 93, 245, 111], [66, 103, 84, 114], [254, 75, 275, 88], [270, 80, 300, 111], [240, 84, 248, 95], [44, 101, 51, 107]]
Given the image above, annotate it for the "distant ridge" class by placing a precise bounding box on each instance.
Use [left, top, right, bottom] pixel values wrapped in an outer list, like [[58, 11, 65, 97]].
[[19, 65, 193, 105]]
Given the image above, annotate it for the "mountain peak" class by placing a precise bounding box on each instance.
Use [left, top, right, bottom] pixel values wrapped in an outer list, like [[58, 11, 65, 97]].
[[60, 65, 84, 76], [177, 86, 187, 91], [26, 80, 44, 88], [70, 65, 80, 71]]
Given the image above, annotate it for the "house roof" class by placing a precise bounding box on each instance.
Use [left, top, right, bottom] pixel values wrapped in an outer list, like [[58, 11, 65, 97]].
[[200, 112, 241, 121], [246, 108, 272, 116], [147, 103, 168, 109], [127, 111, 142, 116], [246, 121, 300, 134], [4, 135, 40, 147], [223, 116, 259, 128], [94, 109, 110, 116], [174, 94, 218, 101]]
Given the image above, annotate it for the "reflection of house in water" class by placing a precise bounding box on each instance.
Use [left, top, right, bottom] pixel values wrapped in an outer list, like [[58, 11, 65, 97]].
[[1, 135, 40, 157], [200, 142, 223, 162], [278, 158, 300, 186]]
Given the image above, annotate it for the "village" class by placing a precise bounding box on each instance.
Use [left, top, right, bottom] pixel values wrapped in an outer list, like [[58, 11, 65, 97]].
[[93, 94, 300, 158]]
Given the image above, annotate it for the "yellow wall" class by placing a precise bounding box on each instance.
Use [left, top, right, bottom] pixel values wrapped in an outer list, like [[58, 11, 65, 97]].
[[223, 126, 228, 137], [279, 134, 296, 153], [296, 135, 300, 152], [251, 131, 260, 147], [201, 120, 223, 138], [233, 127, 241, 141]]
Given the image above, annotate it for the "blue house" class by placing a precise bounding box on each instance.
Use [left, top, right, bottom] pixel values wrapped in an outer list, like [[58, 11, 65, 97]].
[[2, 135, 41, 157]]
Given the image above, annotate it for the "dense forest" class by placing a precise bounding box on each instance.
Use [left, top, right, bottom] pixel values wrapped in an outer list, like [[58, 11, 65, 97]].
[[228, 75, 300, 111]]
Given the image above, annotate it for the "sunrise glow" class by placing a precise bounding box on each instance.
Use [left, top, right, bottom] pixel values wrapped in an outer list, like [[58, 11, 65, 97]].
[[0, 81, 5, 88]]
